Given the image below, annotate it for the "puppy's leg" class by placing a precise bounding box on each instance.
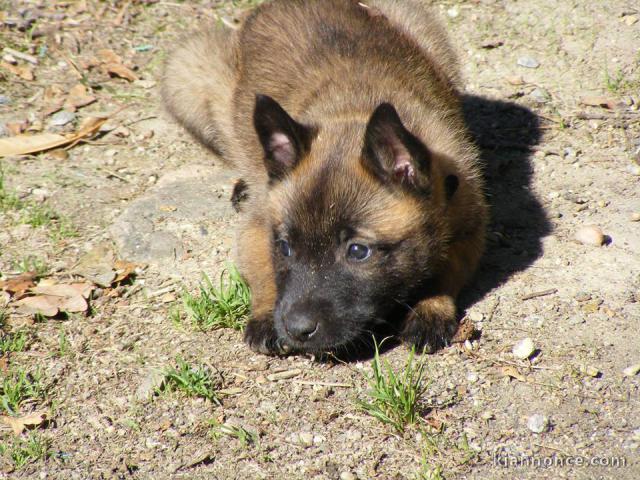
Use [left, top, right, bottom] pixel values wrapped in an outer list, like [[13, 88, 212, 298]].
[[235, 217, 286, 355], [402, 229, 485, 352]]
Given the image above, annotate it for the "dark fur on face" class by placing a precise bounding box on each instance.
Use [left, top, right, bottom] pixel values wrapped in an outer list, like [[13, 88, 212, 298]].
[[255, 98, 454, 353]]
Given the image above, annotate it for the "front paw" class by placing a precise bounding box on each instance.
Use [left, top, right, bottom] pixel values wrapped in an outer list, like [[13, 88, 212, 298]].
[[244, 317, 290, 355], [400, 296, 458, 353]]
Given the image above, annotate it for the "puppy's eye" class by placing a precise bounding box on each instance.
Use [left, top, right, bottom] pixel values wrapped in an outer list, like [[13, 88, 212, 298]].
[[278, 240, 292, 257], [347, 243, 371, 261]]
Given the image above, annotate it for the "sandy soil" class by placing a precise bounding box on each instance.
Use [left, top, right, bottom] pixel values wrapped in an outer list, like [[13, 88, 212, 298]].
[[0, 1, 638, 479]]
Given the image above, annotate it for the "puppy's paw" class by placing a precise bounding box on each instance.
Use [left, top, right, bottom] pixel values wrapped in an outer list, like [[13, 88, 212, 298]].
[[400, 295, 458, 353], [244, 317, 290, 355]]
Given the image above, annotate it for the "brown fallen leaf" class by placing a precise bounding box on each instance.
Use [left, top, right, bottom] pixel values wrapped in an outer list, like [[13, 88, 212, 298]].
[[0, 272, 37, 298], [97, 48, 122, 64], [65, 83, 96, 110], [580, 96, 619, 109], [113, 259, 139, 283], [104, 62, 139, 82], [0, 115, 109, 157], [0, 355, 9, 374], [451, 317, 475, 343], [5, 120, 29, 135], [0, 61, 34, 80], [1, 411, 48, 435], [501, 365, 527, 382], [13, 295, 59, 317]]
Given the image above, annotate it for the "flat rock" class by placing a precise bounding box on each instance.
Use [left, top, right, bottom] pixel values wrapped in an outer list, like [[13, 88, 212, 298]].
[[109, 165, 237, 264]]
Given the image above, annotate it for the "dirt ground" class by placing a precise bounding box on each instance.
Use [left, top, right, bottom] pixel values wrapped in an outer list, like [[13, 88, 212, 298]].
[[1, 1, 639, 479]]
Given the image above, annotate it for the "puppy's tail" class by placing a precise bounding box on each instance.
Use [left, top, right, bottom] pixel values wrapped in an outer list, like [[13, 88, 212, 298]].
[[161, 23, 239, 163]]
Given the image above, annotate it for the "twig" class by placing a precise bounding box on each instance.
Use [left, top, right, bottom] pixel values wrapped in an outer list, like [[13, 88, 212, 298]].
[[147, 285, 177, 298], [3, 47, 38, 65], [98, 168, 130, 183], [123, 283, 143, 299], [520, 288, 558, 301], [533, 443, 574, 456], [293, 380, 352, 388], [575, 111, 639, 121]]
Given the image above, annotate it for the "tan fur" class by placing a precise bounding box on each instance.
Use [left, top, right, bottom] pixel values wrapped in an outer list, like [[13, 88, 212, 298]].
[[162, 0, 488, 353]]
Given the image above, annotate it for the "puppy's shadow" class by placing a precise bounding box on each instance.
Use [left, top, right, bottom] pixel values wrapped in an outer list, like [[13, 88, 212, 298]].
[[459, 94, 550, 311]]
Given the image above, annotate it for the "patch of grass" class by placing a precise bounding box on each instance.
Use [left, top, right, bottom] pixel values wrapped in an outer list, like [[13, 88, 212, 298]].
[[209, 419, 258, 448], [181, 266, 250, 331], [358, 343, 429, 434], [0, 368, 46, 416], [57, 327, 70, 357], [0, 330, 29, 354], [0, 433, 51, 469], [157, 358, 221, 404], [11, 255, 48, 277]]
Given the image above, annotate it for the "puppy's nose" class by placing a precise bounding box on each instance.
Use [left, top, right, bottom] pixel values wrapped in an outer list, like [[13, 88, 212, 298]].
[[285, 313, 318, 342]]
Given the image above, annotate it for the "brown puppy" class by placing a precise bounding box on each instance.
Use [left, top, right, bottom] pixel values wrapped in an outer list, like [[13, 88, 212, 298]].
[[162, 0, 488, 355]]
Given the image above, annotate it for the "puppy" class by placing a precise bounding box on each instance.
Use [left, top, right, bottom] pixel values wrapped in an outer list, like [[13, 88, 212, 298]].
[[162, 0, 488, 355]]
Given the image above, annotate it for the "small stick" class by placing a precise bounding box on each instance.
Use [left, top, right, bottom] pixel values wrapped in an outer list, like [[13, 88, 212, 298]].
[[293, 380, 352, 388], [520, 288, 557, 301], [3, 47, 38, 65]]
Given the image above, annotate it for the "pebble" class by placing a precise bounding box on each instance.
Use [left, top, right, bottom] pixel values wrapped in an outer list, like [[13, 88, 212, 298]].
[[579, 365, 600, 378], [513, 338, 535, 360], [447, 7, 460, 18], [628, 164, 640, 176], [135, 369, 165, 401], [631, 213, 640, 222], [530, 87, 550, 103], [468, 310, 484, 322], [517, 56, 540, 69], [527, 414, 549, 433], [574, 225, 605, 246], [575, 292, 592, 302], [30, 187, 49, 202], [50, 110, 76, 126], [563, 147, 578, 160], [340, 473, 356, 480], [298, 432, 314, 447], [467, 372, 479, 383], [623, 363, 640, 377], [0, 95, 10, 105]]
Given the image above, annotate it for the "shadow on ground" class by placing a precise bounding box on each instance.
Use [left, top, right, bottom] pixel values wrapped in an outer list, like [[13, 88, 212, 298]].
[[459, 94, 550, 311]]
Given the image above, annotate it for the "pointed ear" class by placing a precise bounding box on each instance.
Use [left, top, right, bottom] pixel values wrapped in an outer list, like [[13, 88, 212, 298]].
[[253, 94, 316, 182], [361, 103, 431, 191]]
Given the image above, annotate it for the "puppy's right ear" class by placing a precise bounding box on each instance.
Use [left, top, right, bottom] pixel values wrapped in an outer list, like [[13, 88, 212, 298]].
[[253, 94, 317, 182]]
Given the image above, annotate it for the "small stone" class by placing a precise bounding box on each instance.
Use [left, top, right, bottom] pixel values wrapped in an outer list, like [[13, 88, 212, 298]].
[[0, 95, 10, 105], [623, 363, 640, 377], [147, 175, 158, 185], [628, 164, 640, 176], [467, 372, 479, 383], [298, 432, 313, 447], [563, 147, 578, 160], [530, 87, 550, 103], [468, 310, 484, 322], [447, 7, 459, 18], [50, 110, 76, 126], [579, 365, 600, 378], [30, 187, 49, 202], [575, 225, 605, 246], [517, 56, 540, 69], [135, 369, 164, 401], [575, 292, 591, 302], [631, 213, 640, 222], [527, 414, 549, 433], [512, 338, 535, 360], [505, 75, 525, 85], [623, 14, 638, 26], [105, 149, 118, 157], [340, 473, 356, 480]]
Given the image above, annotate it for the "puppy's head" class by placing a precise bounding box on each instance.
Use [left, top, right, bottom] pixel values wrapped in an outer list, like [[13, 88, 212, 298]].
[[253, 94, 458, 353]]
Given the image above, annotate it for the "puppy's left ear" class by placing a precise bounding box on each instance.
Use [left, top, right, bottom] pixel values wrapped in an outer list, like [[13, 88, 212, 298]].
[[361, 103, 431, 192], [253, 94, 317, 182]]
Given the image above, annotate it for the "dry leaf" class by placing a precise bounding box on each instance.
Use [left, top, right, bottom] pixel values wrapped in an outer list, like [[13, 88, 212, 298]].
[[580, 96, 618, 109], [0, 272, 37, 297], [501, 366, 527, 382], [0, 61, 34, 80], [97, 49, 122, 64], [65, 83, 96, 110], [451, 317, 475, 343], [14, 295, 59, 317], [0, 115, 109, 157], [1, 411, 47, 435], [113, 260, 138, 283], [104, 62, 139, 82], [5, 120, 29, 135], [0, 355, 8, 373]]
